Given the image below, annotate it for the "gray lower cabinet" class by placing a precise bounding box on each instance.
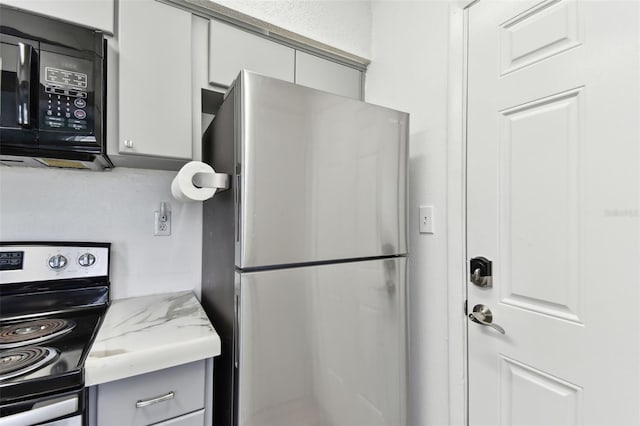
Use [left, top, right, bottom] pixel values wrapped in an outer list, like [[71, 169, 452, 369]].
[[151, 409, 205, 426], [94, 361, 206, 426]]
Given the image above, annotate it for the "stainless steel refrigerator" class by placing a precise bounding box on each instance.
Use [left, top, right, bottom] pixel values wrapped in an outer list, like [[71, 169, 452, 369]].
[[201, 70, 408, 426]]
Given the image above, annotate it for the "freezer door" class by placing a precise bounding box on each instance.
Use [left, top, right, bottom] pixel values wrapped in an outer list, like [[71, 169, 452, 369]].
[[236, 257, 407, 426], [235, 71, 408, 268]]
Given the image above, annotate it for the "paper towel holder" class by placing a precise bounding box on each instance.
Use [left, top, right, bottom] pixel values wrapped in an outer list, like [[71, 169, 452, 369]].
[[192, 172, 230, 192]]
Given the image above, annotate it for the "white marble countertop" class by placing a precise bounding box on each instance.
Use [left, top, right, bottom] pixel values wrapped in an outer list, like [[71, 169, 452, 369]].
[[85, 291, 221, 386]]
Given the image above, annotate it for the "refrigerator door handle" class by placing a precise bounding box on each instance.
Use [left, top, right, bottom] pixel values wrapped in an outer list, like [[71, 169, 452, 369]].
[[234, 293, 239, 368], [235, 174, 241, 242], [371, 280, 397, 296]]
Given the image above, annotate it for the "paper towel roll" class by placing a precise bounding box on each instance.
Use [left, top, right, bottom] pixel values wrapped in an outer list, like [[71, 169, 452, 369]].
[[171, 161, 218, 202]]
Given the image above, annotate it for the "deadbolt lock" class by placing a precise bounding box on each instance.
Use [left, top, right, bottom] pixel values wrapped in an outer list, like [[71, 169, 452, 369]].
[[470, 256, 492, 288]]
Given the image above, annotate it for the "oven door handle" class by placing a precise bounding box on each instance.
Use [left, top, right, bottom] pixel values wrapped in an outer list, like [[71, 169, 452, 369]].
[[0, 395, 78, 426], [16, 42, 33, 127]]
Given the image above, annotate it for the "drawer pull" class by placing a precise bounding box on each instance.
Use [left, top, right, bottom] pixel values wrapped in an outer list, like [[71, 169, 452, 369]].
[[135, 391, 175, 408]]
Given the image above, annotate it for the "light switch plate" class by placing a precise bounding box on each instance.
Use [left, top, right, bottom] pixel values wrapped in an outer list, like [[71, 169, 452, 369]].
[[419, 206, 434, 234]]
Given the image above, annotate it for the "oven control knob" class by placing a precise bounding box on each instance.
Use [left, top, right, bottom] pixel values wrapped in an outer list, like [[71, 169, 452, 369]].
[[78, 253, 96, 267], [48, 255, 68, 270]]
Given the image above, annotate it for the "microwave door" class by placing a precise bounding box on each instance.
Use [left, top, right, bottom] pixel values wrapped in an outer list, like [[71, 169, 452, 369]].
[[1, 40, 37, 131]]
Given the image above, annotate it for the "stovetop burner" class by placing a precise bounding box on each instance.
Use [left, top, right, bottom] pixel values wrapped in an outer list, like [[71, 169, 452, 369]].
[[0, 347, 58, 381], [0, 319, 76, 349]]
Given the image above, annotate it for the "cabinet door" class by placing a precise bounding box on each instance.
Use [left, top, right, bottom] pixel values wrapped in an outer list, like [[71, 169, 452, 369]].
[[96, 361, 205, 426], [295, 51, 362, 100], [153, 409, 205, 426], [118, 0, 192, 160], [209, 20, 294, 87], [0, 0, 114, 33]]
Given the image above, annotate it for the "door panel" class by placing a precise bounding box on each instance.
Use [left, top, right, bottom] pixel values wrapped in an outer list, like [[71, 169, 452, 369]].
[[467, 1, 639, 425], [499, 356, 582, 426], [499, 88, 582, 323], [237, 257, 406, 426], [500, 0, 581, 75]]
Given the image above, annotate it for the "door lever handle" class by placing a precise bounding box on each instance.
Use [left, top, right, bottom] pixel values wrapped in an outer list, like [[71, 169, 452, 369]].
[[469, 304, 505, 334]]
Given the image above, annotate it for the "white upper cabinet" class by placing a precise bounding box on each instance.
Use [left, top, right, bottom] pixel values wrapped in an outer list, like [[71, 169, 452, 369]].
[[208, 20, 363, 99], [0, 0, 114, 33], [209, 20, 295, 87], [295, 51, 362, 99], [115, 0, 192, 162]]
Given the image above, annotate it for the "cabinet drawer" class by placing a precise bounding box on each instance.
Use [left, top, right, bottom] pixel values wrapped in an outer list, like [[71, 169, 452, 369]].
[[96, 360, 205, 426], [152, 409, 205, 426]]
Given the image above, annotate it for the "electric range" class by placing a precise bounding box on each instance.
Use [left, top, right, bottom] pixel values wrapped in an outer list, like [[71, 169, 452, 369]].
[[0, 242, 110, 425]]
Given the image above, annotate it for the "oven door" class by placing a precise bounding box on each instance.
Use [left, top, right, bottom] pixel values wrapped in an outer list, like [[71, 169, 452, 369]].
[[0, 389, 84, 426]]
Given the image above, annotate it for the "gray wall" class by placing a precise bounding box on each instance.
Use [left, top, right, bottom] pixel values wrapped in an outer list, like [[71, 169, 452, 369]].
[[0, 166, 202, 300], [0, 3, 454, 423], [367, 2, 452, 425]]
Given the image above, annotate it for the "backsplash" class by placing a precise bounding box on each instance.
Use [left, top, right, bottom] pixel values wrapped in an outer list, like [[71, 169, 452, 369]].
[[0, 166, 202, 300]]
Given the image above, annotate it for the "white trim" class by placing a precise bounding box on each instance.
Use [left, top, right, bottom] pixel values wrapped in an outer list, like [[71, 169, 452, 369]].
[[447, 0, 472, 424], [160, 0, 370, 70]]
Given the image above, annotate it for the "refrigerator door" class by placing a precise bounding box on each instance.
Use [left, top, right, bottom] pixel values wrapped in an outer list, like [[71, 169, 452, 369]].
[[236, 257, 407, 426], [235, 71, 408, 268]]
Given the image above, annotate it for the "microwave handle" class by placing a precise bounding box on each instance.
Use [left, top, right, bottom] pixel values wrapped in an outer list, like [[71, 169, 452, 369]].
[[17, 42, 33, 127]]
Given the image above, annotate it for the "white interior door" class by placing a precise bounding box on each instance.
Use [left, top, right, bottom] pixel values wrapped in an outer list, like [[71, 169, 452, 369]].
[[467, 1, 639, 425]]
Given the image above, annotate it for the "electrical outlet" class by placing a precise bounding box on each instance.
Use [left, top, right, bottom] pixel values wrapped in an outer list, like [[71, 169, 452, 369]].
[[154, 210, 171, 236], [419, 205, 434, 234]]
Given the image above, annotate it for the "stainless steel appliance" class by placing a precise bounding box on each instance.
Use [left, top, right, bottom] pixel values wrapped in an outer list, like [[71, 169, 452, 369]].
[[0, 242, 110, 425], [202, 71, 408, 426], [0, 6, 112, 170]]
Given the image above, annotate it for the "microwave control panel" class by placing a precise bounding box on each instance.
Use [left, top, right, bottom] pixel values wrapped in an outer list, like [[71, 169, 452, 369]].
[[38, 51, 95, 134]]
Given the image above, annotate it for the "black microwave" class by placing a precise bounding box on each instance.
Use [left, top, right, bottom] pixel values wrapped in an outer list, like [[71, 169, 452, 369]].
[[0, 6, 112, 170]]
